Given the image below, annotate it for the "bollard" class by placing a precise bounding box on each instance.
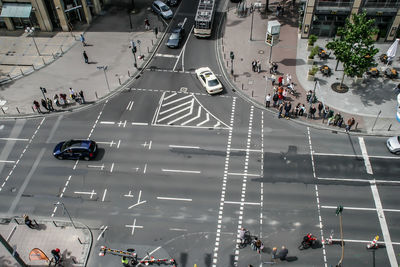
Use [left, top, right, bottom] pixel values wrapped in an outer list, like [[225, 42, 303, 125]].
[[42, 58, 46, 65], [95, 92, 99, 99], [224, 53, 226, 59], [355, 122, 358, 130], [128, 70, 131, 77], [16, 107, 20, 114], [242, 83, 244, 90], [20, 69, 24, 76], [151, 39, 154, 46], [118, 77, 121, 85], [388, 124, 392, 131], [252, 90, 254, 97], [147, 47, 149, 53]]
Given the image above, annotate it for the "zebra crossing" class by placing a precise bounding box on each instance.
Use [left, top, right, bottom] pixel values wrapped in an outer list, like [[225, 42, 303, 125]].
[[152, 91, 230, 129]]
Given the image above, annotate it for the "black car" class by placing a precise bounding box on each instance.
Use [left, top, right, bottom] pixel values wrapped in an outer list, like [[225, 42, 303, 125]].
[[166, 25, 185, 48], [53, 139, 97, 160]]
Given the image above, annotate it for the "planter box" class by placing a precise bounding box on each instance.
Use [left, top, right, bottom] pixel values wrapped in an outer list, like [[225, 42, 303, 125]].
[[307, 44, 313, 51], [307, 74, 315, 81], [354, 76, 363, 84], [307, 58, 314, 65]]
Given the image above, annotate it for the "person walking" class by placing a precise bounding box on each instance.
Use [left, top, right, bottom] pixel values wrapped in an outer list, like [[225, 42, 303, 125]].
[[47, 98, 55, 111], [286, 73, 292, 85], [83, 51, 89, 64], [278, 76, 283, 86], [265, 94, 271, 107], [252, 60, 257, 72], [79, 90, 85, 104], [278, 103, 284, 118], [144, 18, 150, 30], [239, 227, 247, 244], [284, 101, 291, 118], [309, 105, 316, 119], [51, 248, 61, 264], [33, 100, 41, 113], [41, 99, 49, 111], [24, 214, 35, 229], [257, 60, 261, 73], [272, 92, 278, 107], [271, 74, 276, 86], [80, 34, 86, 46], [317, 102, 324, 117], [346, 117, 355, 133]]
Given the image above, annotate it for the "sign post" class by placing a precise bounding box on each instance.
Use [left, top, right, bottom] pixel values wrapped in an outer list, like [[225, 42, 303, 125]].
[[265, 20, 281, 63]]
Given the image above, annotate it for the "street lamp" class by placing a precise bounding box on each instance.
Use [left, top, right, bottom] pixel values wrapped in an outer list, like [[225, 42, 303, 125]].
[[25, 27, 41, 56], [230, 51, 234, 75], [53, 202, 77, 229], [97, 65, 110, 92]]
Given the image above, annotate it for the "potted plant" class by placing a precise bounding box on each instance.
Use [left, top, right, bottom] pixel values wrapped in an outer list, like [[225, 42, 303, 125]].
[[307, 45, 319, 65], [307, 34, 318, 51], [308, 65, 318, 81]]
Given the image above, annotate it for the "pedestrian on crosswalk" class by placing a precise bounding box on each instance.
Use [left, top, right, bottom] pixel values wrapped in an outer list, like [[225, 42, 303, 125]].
[[83, 51, 89, 64]]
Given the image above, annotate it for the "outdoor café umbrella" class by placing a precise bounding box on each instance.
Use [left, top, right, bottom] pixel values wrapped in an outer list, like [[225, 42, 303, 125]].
[[387, 38, 399, 64]]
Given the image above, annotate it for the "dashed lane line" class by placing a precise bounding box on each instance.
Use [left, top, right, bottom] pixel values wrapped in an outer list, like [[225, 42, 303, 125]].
[[155, 53, 179, 58], [260, 111, 264, 234], [327, 238, 400, 245], [227, 172, 260, 177], [212, 97, 236, 267], [313, 152, 400, 160], [317, 176, 400, 184], [307, 127, 328, 267], [359, 137, 373, 174]]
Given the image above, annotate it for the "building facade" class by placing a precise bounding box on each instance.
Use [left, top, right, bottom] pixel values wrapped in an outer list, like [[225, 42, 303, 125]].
[[300, 0, 400, 41], [0, 0, 112, 32]]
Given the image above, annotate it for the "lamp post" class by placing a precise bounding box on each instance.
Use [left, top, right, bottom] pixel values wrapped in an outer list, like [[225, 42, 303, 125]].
[[54, 202, 77, 229], [230, 51, 234, 75], [25, 27, 41, 56], [97, 65, 110, 92], [130, 40, 138, 68]]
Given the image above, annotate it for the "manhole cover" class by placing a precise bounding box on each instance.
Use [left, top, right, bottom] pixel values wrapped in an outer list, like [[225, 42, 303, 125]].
[[331, 82, 349, 93], [180, 87, 188, 93], [258, 50, 264, 54]]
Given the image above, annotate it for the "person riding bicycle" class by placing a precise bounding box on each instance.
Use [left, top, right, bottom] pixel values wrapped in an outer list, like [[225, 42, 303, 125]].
[[239, 228, 247, 244], [51, 248, 61, 264]]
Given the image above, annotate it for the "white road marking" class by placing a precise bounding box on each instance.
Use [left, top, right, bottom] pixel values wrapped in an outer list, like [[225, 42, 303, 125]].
[[327, 238, 400, 245], [155, 53, 179, 58], [0, 138, 29, 141], [157, 197, 192, 201], [181, 106, 201, 126], [131, 122, 148, 126], [126, 100, 134, 111], [224, 201, 261, 205], [128, 201, 147, 209], [197, 113, 209, 126], [102, 189, 107, 202], [163, 92, 177, 100], [152, 92, 165, 125], [117, 120, 127, 128], [167, 99, 194, 125], [137, 246, 162, 267], [161, 169, 201, 174], [97, 225, 108, 241], [100, 121, 115, 125], [159, 99, 193, 115], [260, 112, 264, 233], [169, 145, 200, 149], [230, 148, 262, 152], [125, 219, 143, 236], [307, 127, 327, 267], [169, 228, 188, 231], [313, 152, 400, 160], [143, 163, 147, 174], [173, 25, 194, 72], [158, 105, 191, 123], [124, 190, 134, 198], [88, 164, 105, 170], [162, 94, 192, 107], [149, 140, 152, 150], [74, 190, 97, 199], [97, 141, 115, 147], [0, 160, 15, 163], [370, 181, 398, 266], [321, 205, 400, 213], [117, 140, 121, 148], [228, 172, 260, 177], [358, 137, 373, 174], [317, 176, 400, 184], [110, 163, 115, 173]]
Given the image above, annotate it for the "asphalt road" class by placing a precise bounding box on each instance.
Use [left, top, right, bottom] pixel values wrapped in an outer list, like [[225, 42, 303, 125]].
[[0, 0, 400, 266]]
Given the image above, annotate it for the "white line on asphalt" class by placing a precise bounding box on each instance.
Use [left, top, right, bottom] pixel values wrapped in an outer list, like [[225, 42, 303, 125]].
[[162, 94, 192, 107], [155, 53, 179, 58], [161, 169, 201, 174], [0, 138, 29, 141], [181, 106, 201, 126], [370, 181, 398, 266], [197, 113, 209, 126], [110, 163, 115, 173], [321, 205, 400, 213], [0, 160, 15, 163], [100, 121, 115, 125], [126, 100, 134, 111], [159, 105, 192, 123], [102, 189, 107, 202], [164, 92, 177, 101], [260, 111, 264, 235], [167, 99, 194, 125], [173, 25, 194, 72], [169, 228, 188, 231], [97, 225, 108, 241], [117, 140, 121, 149], [156, 197, 192, 201], [327, 238, 400, 245], [317, 177, 400, 184], [138, 190, 142, 203], [227, 172, 260, 177], [128, 201, 147, 209], [224, 201, 261, 205], [97, 141, 115, 147], [136, 246, 162, 267], [169, 145, 200, 149], [143, 163, 147, 174], [230, 148, 262, 152], [125, 219, 143, 236], [359, 137, 373, 174], [88, 164, 105, 170], [124, 190, 134, 198], [74, 190, 97, 199], [151, 92, 165, 125], [192, 94, 231, 129], [131, 122, 149, 126], [159, 99, 192, 115], [312, 152, 361, 157]]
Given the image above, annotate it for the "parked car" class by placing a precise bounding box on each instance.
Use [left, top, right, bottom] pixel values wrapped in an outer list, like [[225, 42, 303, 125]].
[[151, 1, 173, 19], [166, 24, 185, 48], [195, 67, 223, 95], [53, 139, 97, 160], [386, 136, 400, 154]]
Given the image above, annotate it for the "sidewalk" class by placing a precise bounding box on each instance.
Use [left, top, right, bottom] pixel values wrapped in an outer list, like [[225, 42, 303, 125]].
[[220, 0, 400, 135], [0, 3, 167, 117], [0, 217, 91, 266]]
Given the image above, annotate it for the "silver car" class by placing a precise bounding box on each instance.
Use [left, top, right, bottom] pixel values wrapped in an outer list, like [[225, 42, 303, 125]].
[[386, 136, 400, 154], [151, 1, 173, 19]]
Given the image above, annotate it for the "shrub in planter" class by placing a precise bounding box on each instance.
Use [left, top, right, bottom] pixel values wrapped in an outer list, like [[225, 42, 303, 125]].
[[308, 34, 318, 46]]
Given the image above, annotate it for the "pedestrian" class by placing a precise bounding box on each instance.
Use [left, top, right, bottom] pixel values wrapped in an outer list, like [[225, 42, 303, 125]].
[[294, 103, 300, 117], [144, 18, 150, 30], [265, 94, 271, 107], [281, 5, 285, 15], [33, 100, 41, 113], [257, 60, 261, 73], [284, 101, 291, 118], [309, 105, 316, 119], [318, 102, 324, 117], [239, 227, 247, 244], [272, 92, 279, 107], [47, 98, 54, 111], [252, 60, 257, 72], [271, 74, 276, 86], [286, 73, 292, 85], [278, 103, 284, 118], [277, 93, 284, 106], [69, 88, 75, 99], [278, 246, 288, 260], [54, 94, 60, 107], [122, 256, 130, 267], [83, 51, 89, 64], [51, 248, 61, 264], [154, 27, 159, 38], [80, 34, 86, 46], [79, 90, 85, 104], [276, 4, 281, 16], [251, 237, 263, 253], [278, 76, 283, 86], [41, 99, 49, 111], [394, 83, 400, 94], [346, 117, 355, 133], [282, 88, 288, 100], [23, 214, 35, 229], [299, 104, 305, 116]]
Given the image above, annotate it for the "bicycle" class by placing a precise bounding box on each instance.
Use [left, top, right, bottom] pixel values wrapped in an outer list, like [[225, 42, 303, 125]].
[[239, 230, 255, 248], [298, 233, 318, 250]]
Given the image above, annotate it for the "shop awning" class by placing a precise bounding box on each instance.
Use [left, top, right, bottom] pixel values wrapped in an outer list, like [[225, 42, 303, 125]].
[[0, 3, 32, 18]]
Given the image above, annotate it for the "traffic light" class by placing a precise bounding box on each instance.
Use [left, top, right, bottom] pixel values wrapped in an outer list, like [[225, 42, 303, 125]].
[[266, 33, 273, 46], [335, 205, 343, 215], [230, 51, 234, 60], [132, 46, 137, 54]]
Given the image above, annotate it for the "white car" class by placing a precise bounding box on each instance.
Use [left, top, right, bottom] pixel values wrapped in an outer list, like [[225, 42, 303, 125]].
[[195, 67, 223, 95], [386, 136, 400, 154]]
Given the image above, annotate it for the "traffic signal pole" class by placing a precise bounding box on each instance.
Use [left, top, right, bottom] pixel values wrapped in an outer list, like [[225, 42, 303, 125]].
[[336, 205, 344, 267]]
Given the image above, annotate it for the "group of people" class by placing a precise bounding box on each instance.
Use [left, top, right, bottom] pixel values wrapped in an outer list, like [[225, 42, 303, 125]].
[[251, 60, 262, 73], [33, 88, 85, 114]]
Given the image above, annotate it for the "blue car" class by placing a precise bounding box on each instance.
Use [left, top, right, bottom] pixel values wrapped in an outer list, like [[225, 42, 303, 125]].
[[53, 139, 97, 160]]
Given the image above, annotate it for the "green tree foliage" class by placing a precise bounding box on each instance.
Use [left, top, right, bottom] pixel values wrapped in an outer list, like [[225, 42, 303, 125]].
[[326, 12, 379, 86]]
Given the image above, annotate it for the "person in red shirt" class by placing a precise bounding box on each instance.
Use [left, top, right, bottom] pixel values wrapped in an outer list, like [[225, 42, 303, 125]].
[[278, 76, 283, 86]]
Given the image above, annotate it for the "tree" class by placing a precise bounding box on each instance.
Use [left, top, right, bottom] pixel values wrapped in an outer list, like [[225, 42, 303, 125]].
[[326, 12, 379, 89]]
